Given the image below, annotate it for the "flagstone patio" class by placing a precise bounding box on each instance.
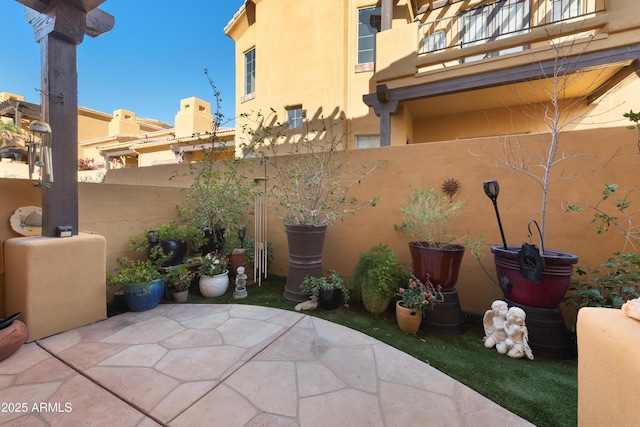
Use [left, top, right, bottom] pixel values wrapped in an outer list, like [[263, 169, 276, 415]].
[[0, 304, 534, 426]]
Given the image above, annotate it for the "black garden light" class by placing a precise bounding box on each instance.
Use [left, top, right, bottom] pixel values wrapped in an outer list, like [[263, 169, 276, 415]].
[[238, 226, 246, 248], [483, 179, 508, 250]]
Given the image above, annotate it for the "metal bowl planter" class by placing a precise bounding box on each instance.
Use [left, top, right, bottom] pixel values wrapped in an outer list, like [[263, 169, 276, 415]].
[[491, 245, 578, 309], [123, 278, 165, 312]]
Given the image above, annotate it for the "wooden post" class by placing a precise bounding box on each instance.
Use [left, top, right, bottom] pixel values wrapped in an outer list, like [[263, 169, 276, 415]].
[[18, 0, 113, 236]]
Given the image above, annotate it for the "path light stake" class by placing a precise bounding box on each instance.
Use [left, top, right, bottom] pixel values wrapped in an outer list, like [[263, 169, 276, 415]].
[[483, 180, 508, 250], [238, 226, 246, 249]]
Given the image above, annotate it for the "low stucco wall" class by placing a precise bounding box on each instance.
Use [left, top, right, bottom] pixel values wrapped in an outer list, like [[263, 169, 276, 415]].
[[5, 233, 107, 341], [577, 307, 640, 426], [0, 178, 40, 317], [1, 126, 637, 325]]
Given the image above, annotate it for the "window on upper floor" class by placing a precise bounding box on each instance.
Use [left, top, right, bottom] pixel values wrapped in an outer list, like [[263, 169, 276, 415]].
[[287, 106, 303, 129], [357, 6, 381, 65], [551, 0, 581, 22], [461, 0, 530, 62], [423, 30, 446, 53], [244, 48, 256, 98], [356, 135, 380, 149]]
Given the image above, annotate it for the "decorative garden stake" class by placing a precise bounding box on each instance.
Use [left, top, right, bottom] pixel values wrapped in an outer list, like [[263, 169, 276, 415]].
[[483, 179, 507, 249]]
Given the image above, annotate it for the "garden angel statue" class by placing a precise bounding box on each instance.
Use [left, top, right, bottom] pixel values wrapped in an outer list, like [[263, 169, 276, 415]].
[[503, 307, 534, 360], [482, 300, 509, 354]]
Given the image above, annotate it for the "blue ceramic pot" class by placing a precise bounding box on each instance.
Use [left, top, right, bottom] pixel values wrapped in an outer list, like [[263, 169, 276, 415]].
[[123, 278, 165, 312]]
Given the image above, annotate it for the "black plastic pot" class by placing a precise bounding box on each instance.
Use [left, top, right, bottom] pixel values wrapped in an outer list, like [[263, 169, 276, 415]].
[[318, 289, 342, 310]]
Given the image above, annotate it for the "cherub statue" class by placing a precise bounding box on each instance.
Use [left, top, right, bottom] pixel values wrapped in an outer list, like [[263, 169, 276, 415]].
[[233, 266, 248, 299], [483, 300, 509, 354], [503, 307, 534, 360]]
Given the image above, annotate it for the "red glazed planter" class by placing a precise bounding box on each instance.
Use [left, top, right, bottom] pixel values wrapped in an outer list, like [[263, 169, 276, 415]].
[[491, 245, 578, 309], [408, 242, 465, 291]]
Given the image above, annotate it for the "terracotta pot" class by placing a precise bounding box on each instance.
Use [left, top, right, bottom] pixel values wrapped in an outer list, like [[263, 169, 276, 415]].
[[0, 319, 27, 361], [491, 245, 578, 308], [283, 224, 327, 302], [396, 301, 422, 335], [408, 242, 465, 290], [199, 272, 230, 297], [230, 249, 246, 277]]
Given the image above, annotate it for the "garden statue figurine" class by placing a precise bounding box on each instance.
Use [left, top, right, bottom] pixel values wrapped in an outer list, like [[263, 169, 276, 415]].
[[233, 266, 248, 299], [622, 297, 640, 321], [483, 300, 509, 354], [504, 307, 534, 360]]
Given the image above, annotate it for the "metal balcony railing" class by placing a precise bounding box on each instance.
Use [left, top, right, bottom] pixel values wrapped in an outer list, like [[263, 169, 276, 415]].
[[418, 0, 606, 59]]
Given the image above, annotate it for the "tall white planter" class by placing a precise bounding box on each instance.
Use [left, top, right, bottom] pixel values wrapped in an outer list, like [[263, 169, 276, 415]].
[[199, 271, 229, 297]]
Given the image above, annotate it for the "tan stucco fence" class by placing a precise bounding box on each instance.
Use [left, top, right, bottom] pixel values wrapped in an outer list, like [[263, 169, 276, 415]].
[[0, 126, 637, 330]]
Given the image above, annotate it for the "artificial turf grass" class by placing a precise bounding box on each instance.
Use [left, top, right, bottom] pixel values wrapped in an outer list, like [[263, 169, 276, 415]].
[[108, 276, 577, 427]]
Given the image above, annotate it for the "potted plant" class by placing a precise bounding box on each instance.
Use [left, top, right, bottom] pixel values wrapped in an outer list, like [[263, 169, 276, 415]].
[[198, 252, 230, 297], [0, 121, 26, 161], [163, 264, 195, 303], [482, 44, 588, 311], [300, 270, 350, 310], [130, 221, 205, 267], [396, 273, 443, 334], [240, 110, 381, 301], [107, 257, 164, 312], [176, 73, 256, 257], [396, 186, 466, 291], [350, 244, 408, 314]]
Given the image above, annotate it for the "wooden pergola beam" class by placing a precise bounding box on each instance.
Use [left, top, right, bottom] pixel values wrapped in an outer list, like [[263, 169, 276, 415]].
[[16, 0, 114, 236]]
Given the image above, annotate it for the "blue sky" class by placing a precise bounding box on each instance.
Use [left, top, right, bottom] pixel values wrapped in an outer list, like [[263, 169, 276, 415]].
[[0, 1, 244, 127]]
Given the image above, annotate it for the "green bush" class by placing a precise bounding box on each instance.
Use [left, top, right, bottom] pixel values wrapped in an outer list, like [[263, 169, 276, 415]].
[[300, 270, 350, 307], [351, 244, 408, 313], [565, 252, 640, 310]]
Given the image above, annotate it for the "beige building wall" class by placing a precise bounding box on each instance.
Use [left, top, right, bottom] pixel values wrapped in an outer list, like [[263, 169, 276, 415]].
[[2, 92, 214, 171], [78, 108, 111, 142], [226, 0, 383, 149]]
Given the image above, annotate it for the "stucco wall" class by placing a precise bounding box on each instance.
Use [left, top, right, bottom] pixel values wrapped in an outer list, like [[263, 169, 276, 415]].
[[1, 126, 636, 324], [0, 179, 40, 316], [100, 126, 640, 326]]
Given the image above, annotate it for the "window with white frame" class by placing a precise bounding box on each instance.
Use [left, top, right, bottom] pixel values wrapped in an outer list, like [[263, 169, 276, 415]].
[[356, 135, 380, 149], [496, 0, 529, 55], [244, 48, 255, 97], [551, 0, 581, 22], [357, 6, 381, 64], [423, 30, 446, 53], [287, 106, 303, 129]]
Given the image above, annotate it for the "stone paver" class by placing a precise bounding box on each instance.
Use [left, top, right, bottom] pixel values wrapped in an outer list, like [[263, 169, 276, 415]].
[[0, 304, 535, 426]]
